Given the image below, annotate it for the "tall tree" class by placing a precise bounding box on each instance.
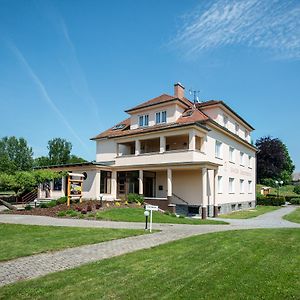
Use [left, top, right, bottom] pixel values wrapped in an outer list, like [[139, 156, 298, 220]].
[[48, 138, 72, 165], [0, 136, 33, 173], [256, 136, 295, 183]]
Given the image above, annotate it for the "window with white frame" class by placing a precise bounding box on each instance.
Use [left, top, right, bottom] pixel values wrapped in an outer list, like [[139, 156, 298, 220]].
[[217, 176, 223, 193], [139, 114, 149, 127], [235, 123, 239, 135], [229, 178, 235, 193], [240, 179, 245, 193], [240, 152, 244, 166], [155, 111, 167, 124], [229, 147, 235, 163], [215, 141, 223, 159], [248, 155, 252, 168], [248, 180, 252, 193], [223, 115, 229, 128]]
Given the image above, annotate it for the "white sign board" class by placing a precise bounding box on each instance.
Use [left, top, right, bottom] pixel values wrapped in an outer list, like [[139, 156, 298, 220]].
[[145, 205, 159, 211]]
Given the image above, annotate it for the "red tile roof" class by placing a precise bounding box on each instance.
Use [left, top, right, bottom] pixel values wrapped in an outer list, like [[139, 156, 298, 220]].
[[125, 94, 192, 112], [91, 94, 254, 140]]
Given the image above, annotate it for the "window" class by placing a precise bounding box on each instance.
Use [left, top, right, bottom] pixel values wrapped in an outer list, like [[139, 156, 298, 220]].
[[139, 115, 149, 127], [229, 178, 235, 193], [217, 176, 223, 193], [100, 171, 111, 194], [248, 155, 252, 168], [215, 141, 222, 159], [229, 147, 235, 162], [235, 123, 239, 135], [240, 179, 245, 193], [53, 178, 62, 191], [223, 115, 228, 128], [240, 152, 244, 166], [248, 180, 252, 193], [155, 111, 167, 124], [155, 112, 160, 124]]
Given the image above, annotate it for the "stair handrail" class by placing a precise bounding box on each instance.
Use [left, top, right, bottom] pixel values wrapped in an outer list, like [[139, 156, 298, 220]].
[[21, 188, 38, 203], [171, 193, 189, 205]]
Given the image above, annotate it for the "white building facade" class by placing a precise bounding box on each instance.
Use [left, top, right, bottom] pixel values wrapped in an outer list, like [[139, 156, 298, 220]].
[[38, 83, 256, 218]]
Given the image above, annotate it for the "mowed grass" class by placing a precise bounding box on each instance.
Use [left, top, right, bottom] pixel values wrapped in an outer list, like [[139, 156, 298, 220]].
[[256, 184, 298, 197], [0, 223, 146, 262], [95, 207, 227, 225], [1, 229, 299, 300], [220, 205, 280, 219], [283, 207, 300, 224]]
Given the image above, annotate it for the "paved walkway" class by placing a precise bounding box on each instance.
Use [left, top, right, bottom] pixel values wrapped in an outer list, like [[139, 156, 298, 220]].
[[0, 206, 299, 287]]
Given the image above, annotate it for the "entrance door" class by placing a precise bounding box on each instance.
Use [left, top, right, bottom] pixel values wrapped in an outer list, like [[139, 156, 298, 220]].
[[117, 171, 139, 199]]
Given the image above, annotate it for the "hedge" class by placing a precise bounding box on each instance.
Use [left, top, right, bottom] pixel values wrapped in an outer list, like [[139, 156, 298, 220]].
[[285, 195, 300, 202], [290, 198, 300, 205], [256, 197, 285, 206]]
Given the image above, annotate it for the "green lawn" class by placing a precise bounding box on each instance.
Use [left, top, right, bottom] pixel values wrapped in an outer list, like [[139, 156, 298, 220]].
[[94, 207, 227, 225], [219, 205, 280, 219], [256, 184, 298, 197], [1, 229, 299, 299], [0, 223, 146, 262], [283, 207, 300, 224]]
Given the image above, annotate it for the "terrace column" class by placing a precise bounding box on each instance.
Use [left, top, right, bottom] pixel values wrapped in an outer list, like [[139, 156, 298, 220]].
[[207, 169, 214, 217], [95, 171, 100, 199], [167, 168, 172, 198], [139, 170, 143, 195], [213, 169, 218, 217], [201, 167, 208, 219], [160, 136, 166, 153], [116, 143, 120, 157], [189, 130, 196, 151], [111, 170, 117, 199], [135, 140, 140, 156]]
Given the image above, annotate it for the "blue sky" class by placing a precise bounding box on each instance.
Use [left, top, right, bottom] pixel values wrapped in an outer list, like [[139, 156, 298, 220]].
[[0, 0, 299, 171]]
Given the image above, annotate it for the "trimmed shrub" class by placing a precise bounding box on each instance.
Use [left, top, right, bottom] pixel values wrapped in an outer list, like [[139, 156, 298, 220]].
[[293, 185, 300, 195], [285, 195, 300, 202], [257, 197, 285, 206], [46, 200, 57, 208], [40, 203, 48, 208], [56, 196, 67, 205], [127, 193, 144, 204], [290, 198, 300, 205], [25, 205, 32, 210], [57, 211, 67, 217]]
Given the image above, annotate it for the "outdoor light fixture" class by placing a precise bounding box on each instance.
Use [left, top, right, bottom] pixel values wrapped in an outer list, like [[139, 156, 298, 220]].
[[275, 180, 284, 198], [34, 199, 37, 208], [99, 194, 104, 207], [144, 210, 150, 230]]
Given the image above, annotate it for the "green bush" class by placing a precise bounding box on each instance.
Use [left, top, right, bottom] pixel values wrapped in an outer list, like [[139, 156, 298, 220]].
[[164, 211, 171, 215], [257, 197, 285, 206], [46, 200, 57, 208], [24, 204, 32, 210], [290, 198, 300, 205], [127, 193, 144, 204], [261, 178, 276, 188], [40, 203, 48, 208], [178, 215, 185, 218], [285, 195, 300, 202], [56, 196, 67, 205], [57, 211, 67, 217], [293, 185, 300, 195]]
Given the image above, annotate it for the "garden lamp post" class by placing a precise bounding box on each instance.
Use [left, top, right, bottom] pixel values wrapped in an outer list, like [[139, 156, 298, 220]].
[[34, 199, 37, 208], [144, 210, 149, 230], [275, 180, 284, 197], [99, 194, 103, 207]]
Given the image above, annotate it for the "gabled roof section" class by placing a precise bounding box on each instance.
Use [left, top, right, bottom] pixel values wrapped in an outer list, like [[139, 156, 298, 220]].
[[125, 94, 192, 113], [196, 100, 255, 130]]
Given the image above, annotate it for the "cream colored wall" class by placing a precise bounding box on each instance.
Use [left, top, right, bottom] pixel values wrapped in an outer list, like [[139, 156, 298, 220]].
[[130, 103, 185, 129], [202, 106, 251, 143], [96, 139, 116, 162], [205, 125, 256, 205]]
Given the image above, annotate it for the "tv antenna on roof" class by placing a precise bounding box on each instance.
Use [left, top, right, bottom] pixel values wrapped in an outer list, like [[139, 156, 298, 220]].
[[189, 89, 200, 104]]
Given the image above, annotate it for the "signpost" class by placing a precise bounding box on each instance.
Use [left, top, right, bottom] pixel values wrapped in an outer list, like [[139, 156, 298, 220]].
[[144, 204, 159, 232]]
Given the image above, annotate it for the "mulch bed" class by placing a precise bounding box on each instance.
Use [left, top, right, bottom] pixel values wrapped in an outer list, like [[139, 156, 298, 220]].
[[1, 200, 142, 218]]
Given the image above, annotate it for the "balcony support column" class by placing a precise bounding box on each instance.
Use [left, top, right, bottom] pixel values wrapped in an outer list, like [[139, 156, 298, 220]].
[[160, 136, 166, 153], [135, 140, 140, 156], [139, 170, 143, 195], [189, 130, 196, 151]]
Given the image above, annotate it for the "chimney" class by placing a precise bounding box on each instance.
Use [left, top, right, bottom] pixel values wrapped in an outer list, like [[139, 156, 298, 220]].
[[174, 82, 185, 99]]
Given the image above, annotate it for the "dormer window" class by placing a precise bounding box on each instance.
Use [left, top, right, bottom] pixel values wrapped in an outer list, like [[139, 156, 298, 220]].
[[155, 111, 167, 124], [139, 115, 149, 127]]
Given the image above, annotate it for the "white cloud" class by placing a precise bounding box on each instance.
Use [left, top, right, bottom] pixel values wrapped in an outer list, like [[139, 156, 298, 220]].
[[172, 0, 300, 59], [8, 43, 90, 152]]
